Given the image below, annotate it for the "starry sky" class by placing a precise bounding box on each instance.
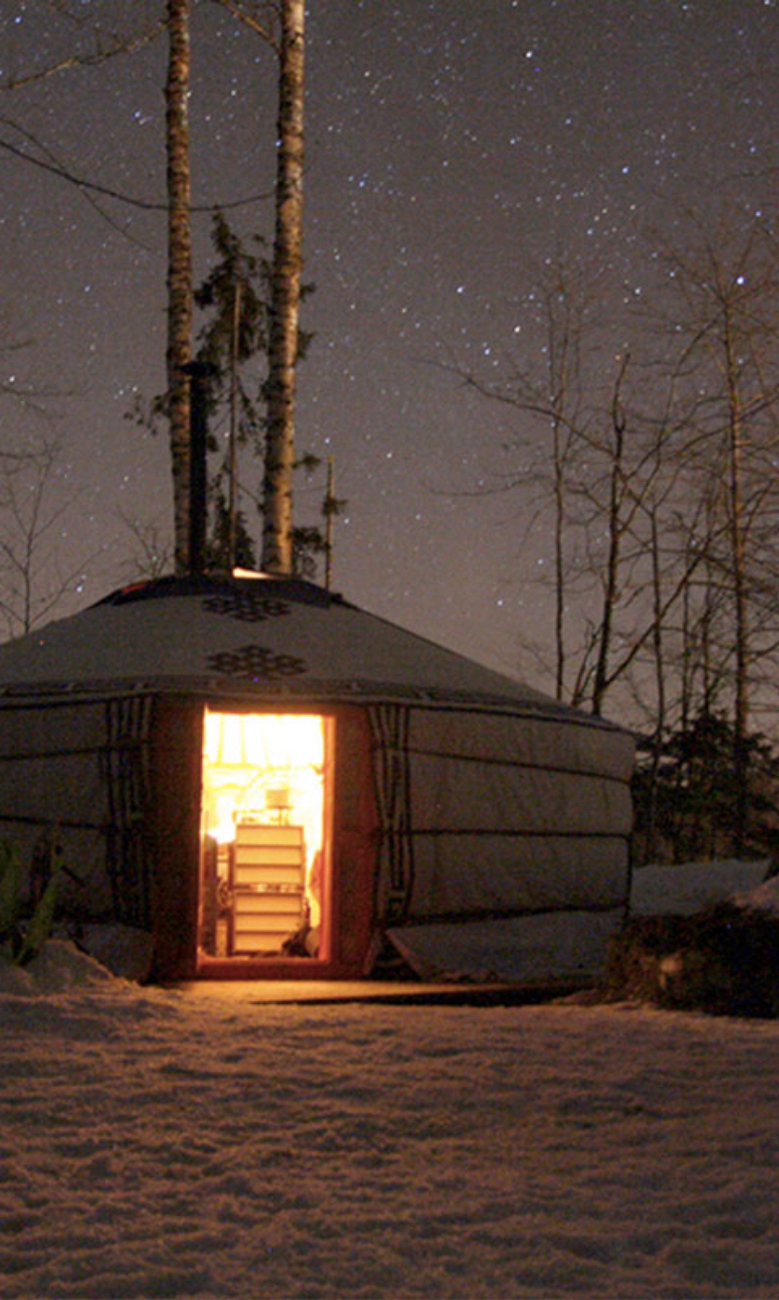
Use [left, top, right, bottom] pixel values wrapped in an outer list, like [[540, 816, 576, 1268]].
[[0, 0, 777, 688]]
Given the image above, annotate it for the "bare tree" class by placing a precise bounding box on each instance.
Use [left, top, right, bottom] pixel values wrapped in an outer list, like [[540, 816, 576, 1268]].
[[1, 12, 165, 91], [0, 333, 69, 411], [590, 354, 630, 715], [440, 269, 689, 717], [117, 513, 172, 582], [437, 262, 602, 700], [0, 439, 84, 638], [655, 217, 779, 850]]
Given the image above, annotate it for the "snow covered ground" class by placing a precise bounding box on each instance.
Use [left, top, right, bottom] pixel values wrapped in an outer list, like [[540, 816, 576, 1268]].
[[3, 944, 779, 1299]]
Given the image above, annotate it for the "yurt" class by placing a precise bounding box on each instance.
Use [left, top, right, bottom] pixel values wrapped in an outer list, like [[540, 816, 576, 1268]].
[[0, 572, 634, 984]]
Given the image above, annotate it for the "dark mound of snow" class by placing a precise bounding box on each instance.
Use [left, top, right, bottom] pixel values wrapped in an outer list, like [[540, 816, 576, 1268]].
[[603, 902, 779, 1018]]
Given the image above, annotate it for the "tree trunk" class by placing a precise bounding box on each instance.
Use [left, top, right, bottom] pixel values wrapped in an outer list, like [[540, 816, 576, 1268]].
[[643, 504, 665, 864], [591, 356, 629, 715], [262, 0, 305, 575], [165, 0, 193, 575], [724, 312, 749, 855]]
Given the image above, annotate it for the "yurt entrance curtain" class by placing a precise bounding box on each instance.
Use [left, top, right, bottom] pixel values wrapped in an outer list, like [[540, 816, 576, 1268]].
[[368, 704, 415, 926], [101, 696, 155, 928]]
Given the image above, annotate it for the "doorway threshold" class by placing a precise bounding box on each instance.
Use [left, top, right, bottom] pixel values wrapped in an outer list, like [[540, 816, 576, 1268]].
[[169, 978, 589, 1006]]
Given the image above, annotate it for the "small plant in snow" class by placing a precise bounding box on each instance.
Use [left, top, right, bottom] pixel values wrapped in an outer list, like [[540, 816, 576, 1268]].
[[0, 839, 59, 967]]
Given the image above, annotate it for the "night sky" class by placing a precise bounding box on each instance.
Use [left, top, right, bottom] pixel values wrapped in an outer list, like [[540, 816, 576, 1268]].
[[1, 0, 776, 688]]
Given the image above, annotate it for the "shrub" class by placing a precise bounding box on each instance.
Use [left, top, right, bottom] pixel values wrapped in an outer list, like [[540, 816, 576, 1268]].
[[603, 902, 779, 1018], [0, 840, 59, 967]]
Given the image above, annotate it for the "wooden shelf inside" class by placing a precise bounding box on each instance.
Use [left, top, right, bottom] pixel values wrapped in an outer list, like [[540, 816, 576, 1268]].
[[231, 823, 305, 955]]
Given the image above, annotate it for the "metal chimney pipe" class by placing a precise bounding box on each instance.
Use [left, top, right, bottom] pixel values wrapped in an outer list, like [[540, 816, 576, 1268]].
[[186, 361, 216, 576]]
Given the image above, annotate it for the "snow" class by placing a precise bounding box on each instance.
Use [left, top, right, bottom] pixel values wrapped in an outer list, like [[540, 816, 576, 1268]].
[[631, 859, 771, 917], [4, 943, 779, 1298], [735, 874, 779, 919]]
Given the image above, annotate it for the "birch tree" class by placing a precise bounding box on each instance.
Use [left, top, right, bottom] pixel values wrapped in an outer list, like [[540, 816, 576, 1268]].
[[165, 0, 193, 575], [5, 2, 310, 581], [261, 0, 305, 574]]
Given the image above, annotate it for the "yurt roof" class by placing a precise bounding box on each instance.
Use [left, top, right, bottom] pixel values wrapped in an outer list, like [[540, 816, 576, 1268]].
[[0, 573, 606, 723]]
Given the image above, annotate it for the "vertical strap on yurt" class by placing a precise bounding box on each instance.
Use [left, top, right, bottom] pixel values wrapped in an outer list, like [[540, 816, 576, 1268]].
[[102, 695, 154, 928], [367, 703, 415, 925]]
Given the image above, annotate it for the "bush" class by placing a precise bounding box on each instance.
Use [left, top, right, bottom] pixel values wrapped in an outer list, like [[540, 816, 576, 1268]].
[[603, 902, 779, 1018], [0, 839, 59, 967]]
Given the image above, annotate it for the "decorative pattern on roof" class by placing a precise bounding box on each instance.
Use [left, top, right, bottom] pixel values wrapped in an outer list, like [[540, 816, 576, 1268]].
[[206, 645, 307, 679], [202, 592, 291, 623]]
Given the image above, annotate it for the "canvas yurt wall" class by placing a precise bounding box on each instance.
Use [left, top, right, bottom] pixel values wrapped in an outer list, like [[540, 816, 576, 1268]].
[[0, 574, 635, 984], [368, 702, 633, 983]]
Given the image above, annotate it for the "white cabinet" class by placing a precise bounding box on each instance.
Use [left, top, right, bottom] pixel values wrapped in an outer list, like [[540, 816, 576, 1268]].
[[231, 823, 305, 955]]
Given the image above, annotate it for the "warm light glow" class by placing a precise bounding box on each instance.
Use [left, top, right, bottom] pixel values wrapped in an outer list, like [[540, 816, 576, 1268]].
[[200, 710, 328, 947], [204, 710, 324, 777]]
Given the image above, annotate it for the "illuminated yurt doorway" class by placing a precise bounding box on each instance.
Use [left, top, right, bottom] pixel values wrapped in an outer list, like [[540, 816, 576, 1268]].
[[199, 709, 332, 964]]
